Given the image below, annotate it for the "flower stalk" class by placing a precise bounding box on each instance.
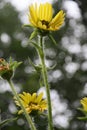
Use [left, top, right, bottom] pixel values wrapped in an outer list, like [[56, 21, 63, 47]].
[[38, 36, 54, 130], [8, 80, 37, 130]]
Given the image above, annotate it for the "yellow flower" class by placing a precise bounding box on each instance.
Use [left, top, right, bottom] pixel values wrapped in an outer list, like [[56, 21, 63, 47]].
[[80, 97, 87, 112], [14, 92, 47, 114], [28, 2, 65, 31]]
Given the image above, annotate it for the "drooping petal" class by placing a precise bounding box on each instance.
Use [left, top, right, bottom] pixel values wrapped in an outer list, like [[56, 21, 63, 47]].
[[49, 10, 65, 30]]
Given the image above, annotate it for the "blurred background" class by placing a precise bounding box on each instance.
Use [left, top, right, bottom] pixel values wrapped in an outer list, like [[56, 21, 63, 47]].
[[0, 0, 87, 130]]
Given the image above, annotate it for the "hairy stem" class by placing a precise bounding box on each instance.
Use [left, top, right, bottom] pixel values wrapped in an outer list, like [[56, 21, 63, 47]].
[[38, 36, 54, 130], [8, 80, 37, 130]]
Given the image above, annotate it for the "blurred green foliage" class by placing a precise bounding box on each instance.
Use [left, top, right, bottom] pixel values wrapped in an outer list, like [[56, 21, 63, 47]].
[[0, 0, 87, 130]]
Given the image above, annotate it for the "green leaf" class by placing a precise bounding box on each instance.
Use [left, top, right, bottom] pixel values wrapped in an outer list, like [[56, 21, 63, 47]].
[[0, 117, 18, 127], [28, 57, 42, 73], [77, 116, 87, 121], [9, 57, 22, 70], [48, 34, 57, 45]]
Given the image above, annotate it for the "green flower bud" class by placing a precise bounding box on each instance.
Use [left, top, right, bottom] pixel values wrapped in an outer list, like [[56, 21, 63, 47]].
[[0, 58, 22, 81]]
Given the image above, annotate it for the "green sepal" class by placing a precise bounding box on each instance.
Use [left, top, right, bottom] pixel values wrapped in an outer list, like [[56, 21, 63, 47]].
[[1, 69, 13, 81], [78, 108, 87, 115], [47, 63, 57, 70], [48, 33, 57, 45], [9, 57, 22, 71], [28, 57, 42, 73], [29, 29, 38, 40], [38, 111, 48, 117], [38, 29, 49, 37], [0, 117, 18, 127]]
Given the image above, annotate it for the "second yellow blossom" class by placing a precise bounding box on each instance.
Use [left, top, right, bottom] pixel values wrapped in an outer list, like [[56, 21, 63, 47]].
[[14, 92, 47, 114]]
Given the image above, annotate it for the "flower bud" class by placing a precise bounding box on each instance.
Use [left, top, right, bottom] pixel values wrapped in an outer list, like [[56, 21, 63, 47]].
[[0, 58, 22, 80]]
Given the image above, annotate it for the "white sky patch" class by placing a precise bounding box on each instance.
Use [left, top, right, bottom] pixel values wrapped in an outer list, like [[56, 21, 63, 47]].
[[38, 87, 72, 128], [5, 0, 82, 23], [82, 44, 87, 60], [5, 0, 53, 23], [81, 61, 87, 71], [64, 62, 80, 74], [61, 36, 82, 54], [82, 83, 87, 95], [1, 33, 11, 46], [63, 0, 81, 19], [6, 0, 53, 11], [0, 80, 21, 93]]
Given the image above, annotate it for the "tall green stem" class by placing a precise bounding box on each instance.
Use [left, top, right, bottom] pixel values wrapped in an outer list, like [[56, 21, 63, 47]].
[[38, 36, 54, 130], [8, 80, 37, 130]]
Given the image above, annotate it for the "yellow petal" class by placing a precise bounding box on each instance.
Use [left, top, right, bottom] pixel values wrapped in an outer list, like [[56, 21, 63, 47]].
[[39, 4, 44, 20], [36, 92, 43, 103], [49, 10, 65, 30], [45, 3, 52, 22], [81, 97, 87, 110], [38, 21, 43, 29], [39, 3, 52, 22], [42, 25, 47, 30], [26, 93, 32, 103], [31, 93, 37, 102], [19, 92, 31, 104], [14, 101, 20, 106], [19, 94, 25, 101], [39, 99, 47, 105], [29, 4, 38, 25], [26, 107, 32, 113]]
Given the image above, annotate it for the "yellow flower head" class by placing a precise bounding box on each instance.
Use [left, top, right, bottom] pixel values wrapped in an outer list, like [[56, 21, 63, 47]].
[[28, 2, 65, 31], [14, 92, 47, 114], [80, 97, 87, 112]]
